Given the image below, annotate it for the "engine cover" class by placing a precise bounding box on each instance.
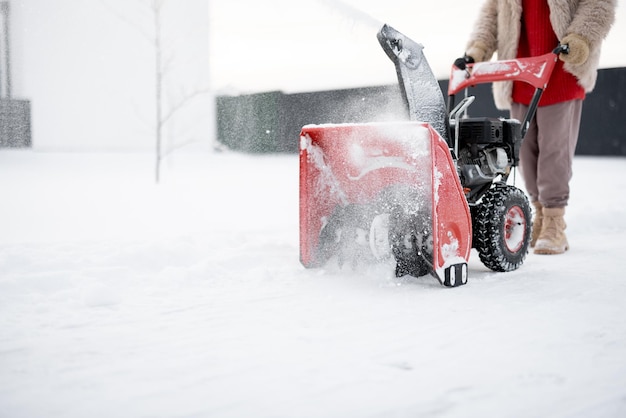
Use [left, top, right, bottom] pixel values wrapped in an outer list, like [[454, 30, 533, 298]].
[[457, 117, 522, 165], [458, 117, 504, 145]]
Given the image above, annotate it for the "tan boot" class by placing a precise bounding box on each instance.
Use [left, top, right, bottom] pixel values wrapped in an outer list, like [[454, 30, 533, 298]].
[[530, 201, 543, 248], [534, 207, 569, 255]]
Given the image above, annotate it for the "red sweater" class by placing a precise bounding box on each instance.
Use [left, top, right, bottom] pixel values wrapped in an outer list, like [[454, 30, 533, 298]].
[[512, 0, 585, 106]]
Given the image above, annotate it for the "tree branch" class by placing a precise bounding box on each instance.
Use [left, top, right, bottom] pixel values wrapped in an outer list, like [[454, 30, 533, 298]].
[[160, 87, 211, 127]]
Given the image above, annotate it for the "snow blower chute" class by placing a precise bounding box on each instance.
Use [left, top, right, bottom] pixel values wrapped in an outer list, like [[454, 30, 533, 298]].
[[299, 24, 565, 287]]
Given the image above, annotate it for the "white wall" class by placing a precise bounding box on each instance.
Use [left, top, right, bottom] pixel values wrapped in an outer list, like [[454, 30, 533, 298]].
[[11, 0, 211, 151]]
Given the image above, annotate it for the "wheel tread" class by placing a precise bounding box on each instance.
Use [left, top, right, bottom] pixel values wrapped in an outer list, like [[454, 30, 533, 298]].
[[473, 185, 531, 272]]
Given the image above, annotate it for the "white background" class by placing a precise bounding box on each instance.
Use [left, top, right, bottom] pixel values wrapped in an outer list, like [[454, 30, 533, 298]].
[[8, 0, 626, 150]]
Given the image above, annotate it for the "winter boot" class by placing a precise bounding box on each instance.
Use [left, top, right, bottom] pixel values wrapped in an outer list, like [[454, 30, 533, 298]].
[[534, 207, 569, 255], [530, 201, 543, 248]]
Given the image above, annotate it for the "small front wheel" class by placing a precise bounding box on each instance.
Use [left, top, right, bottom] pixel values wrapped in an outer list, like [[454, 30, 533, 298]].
[[473, 185, 531, 272]]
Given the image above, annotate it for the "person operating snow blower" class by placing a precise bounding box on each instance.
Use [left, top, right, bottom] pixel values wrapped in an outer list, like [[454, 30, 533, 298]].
[[458, 0, 616, 254]]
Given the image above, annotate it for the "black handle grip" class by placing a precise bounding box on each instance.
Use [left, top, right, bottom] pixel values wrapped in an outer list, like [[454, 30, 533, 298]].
[[553, 44, 569, 55]]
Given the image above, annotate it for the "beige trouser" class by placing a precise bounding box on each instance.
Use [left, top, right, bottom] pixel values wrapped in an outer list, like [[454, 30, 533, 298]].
[[510, 100, 583, 208]]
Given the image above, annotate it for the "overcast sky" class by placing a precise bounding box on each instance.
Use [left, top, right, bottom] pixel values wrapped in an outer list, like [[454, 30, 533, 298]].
[[208, 0, 626, 94]]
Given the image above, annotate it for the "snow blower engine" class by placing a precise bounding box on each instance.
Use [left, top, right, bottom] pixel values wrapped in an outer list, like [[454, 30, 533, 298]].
[[299, 24, 566, 287]]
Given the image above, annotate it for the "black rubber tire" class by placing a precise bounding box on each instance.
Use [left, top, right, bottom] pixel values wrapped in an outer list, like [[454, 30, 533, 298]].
[[473, 185, 531, 272], [389, 204, 431, 278]]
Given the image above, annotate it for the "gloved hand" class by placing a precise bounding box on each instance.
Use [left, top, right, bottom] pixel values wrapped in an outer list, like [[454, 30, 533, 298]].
[[559, 33, 590, 65], [465, 41, 489, 63], [454, 55, 475, 70]]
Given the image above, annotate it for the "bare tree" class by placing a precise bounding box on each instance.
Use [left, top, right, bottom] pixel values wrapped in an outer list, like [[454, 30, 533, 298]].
[[103, 0, 210, 182], [153, 0, 164, 182]]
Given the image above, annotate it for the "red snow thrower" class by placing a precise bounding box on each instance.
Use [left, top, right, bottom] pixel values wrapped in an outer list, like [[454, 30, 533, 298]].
[[299, 24, 566, 287]]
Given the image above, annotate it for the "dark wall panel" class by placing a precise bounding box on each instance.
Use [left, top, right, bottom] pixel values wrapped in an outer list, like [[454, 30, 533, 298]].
[[0, 99, 31, 147], [577, 68, 626, 156], [217, 67, 626, 156]]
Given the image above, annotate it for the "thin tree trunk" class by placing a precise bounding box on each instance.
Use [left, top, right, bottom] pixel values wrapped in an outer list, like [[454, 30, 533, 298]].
[[153, 0, 163, 183]]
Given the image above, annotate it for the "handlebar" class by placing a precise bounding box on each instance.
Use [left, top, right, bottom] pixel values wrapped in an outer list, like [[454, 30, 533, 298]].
[[454, 44, 568, 72], [553, 44, 569, 55]]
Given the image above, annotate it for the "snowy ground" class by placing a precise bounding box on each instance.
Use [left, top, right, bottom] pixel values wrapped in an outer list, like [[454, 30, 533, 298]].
[[1, 150, 626, 418]]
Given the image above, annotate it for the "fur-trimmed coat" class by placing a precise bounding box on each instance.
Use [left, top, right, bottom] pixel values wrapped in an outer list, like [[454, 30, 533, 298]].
[[466, 0, 616, 109]]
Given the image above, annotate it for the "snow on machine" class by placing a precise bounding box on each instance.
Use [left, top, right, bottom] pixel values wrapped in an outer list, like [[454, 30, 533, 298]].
[[299, 24, 567, 287]]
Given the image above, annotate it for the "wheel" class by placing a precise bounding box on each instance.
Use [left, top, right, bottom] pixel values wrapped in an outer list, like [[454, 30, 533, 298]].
[[316, 204, 375, 268], [473, 184, 531, 272], [388, 204, 432, 278]]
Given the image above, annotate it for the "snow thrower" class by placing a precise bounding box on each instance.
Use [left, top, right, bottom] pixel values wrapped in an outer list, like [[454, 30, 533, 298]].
[[299, 24, 566, 287]]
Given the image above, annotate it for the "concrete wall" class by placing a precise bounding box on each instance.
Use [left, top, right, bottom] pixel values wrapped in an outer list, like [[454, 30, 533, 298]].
[[9, 0, 210, 151]]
